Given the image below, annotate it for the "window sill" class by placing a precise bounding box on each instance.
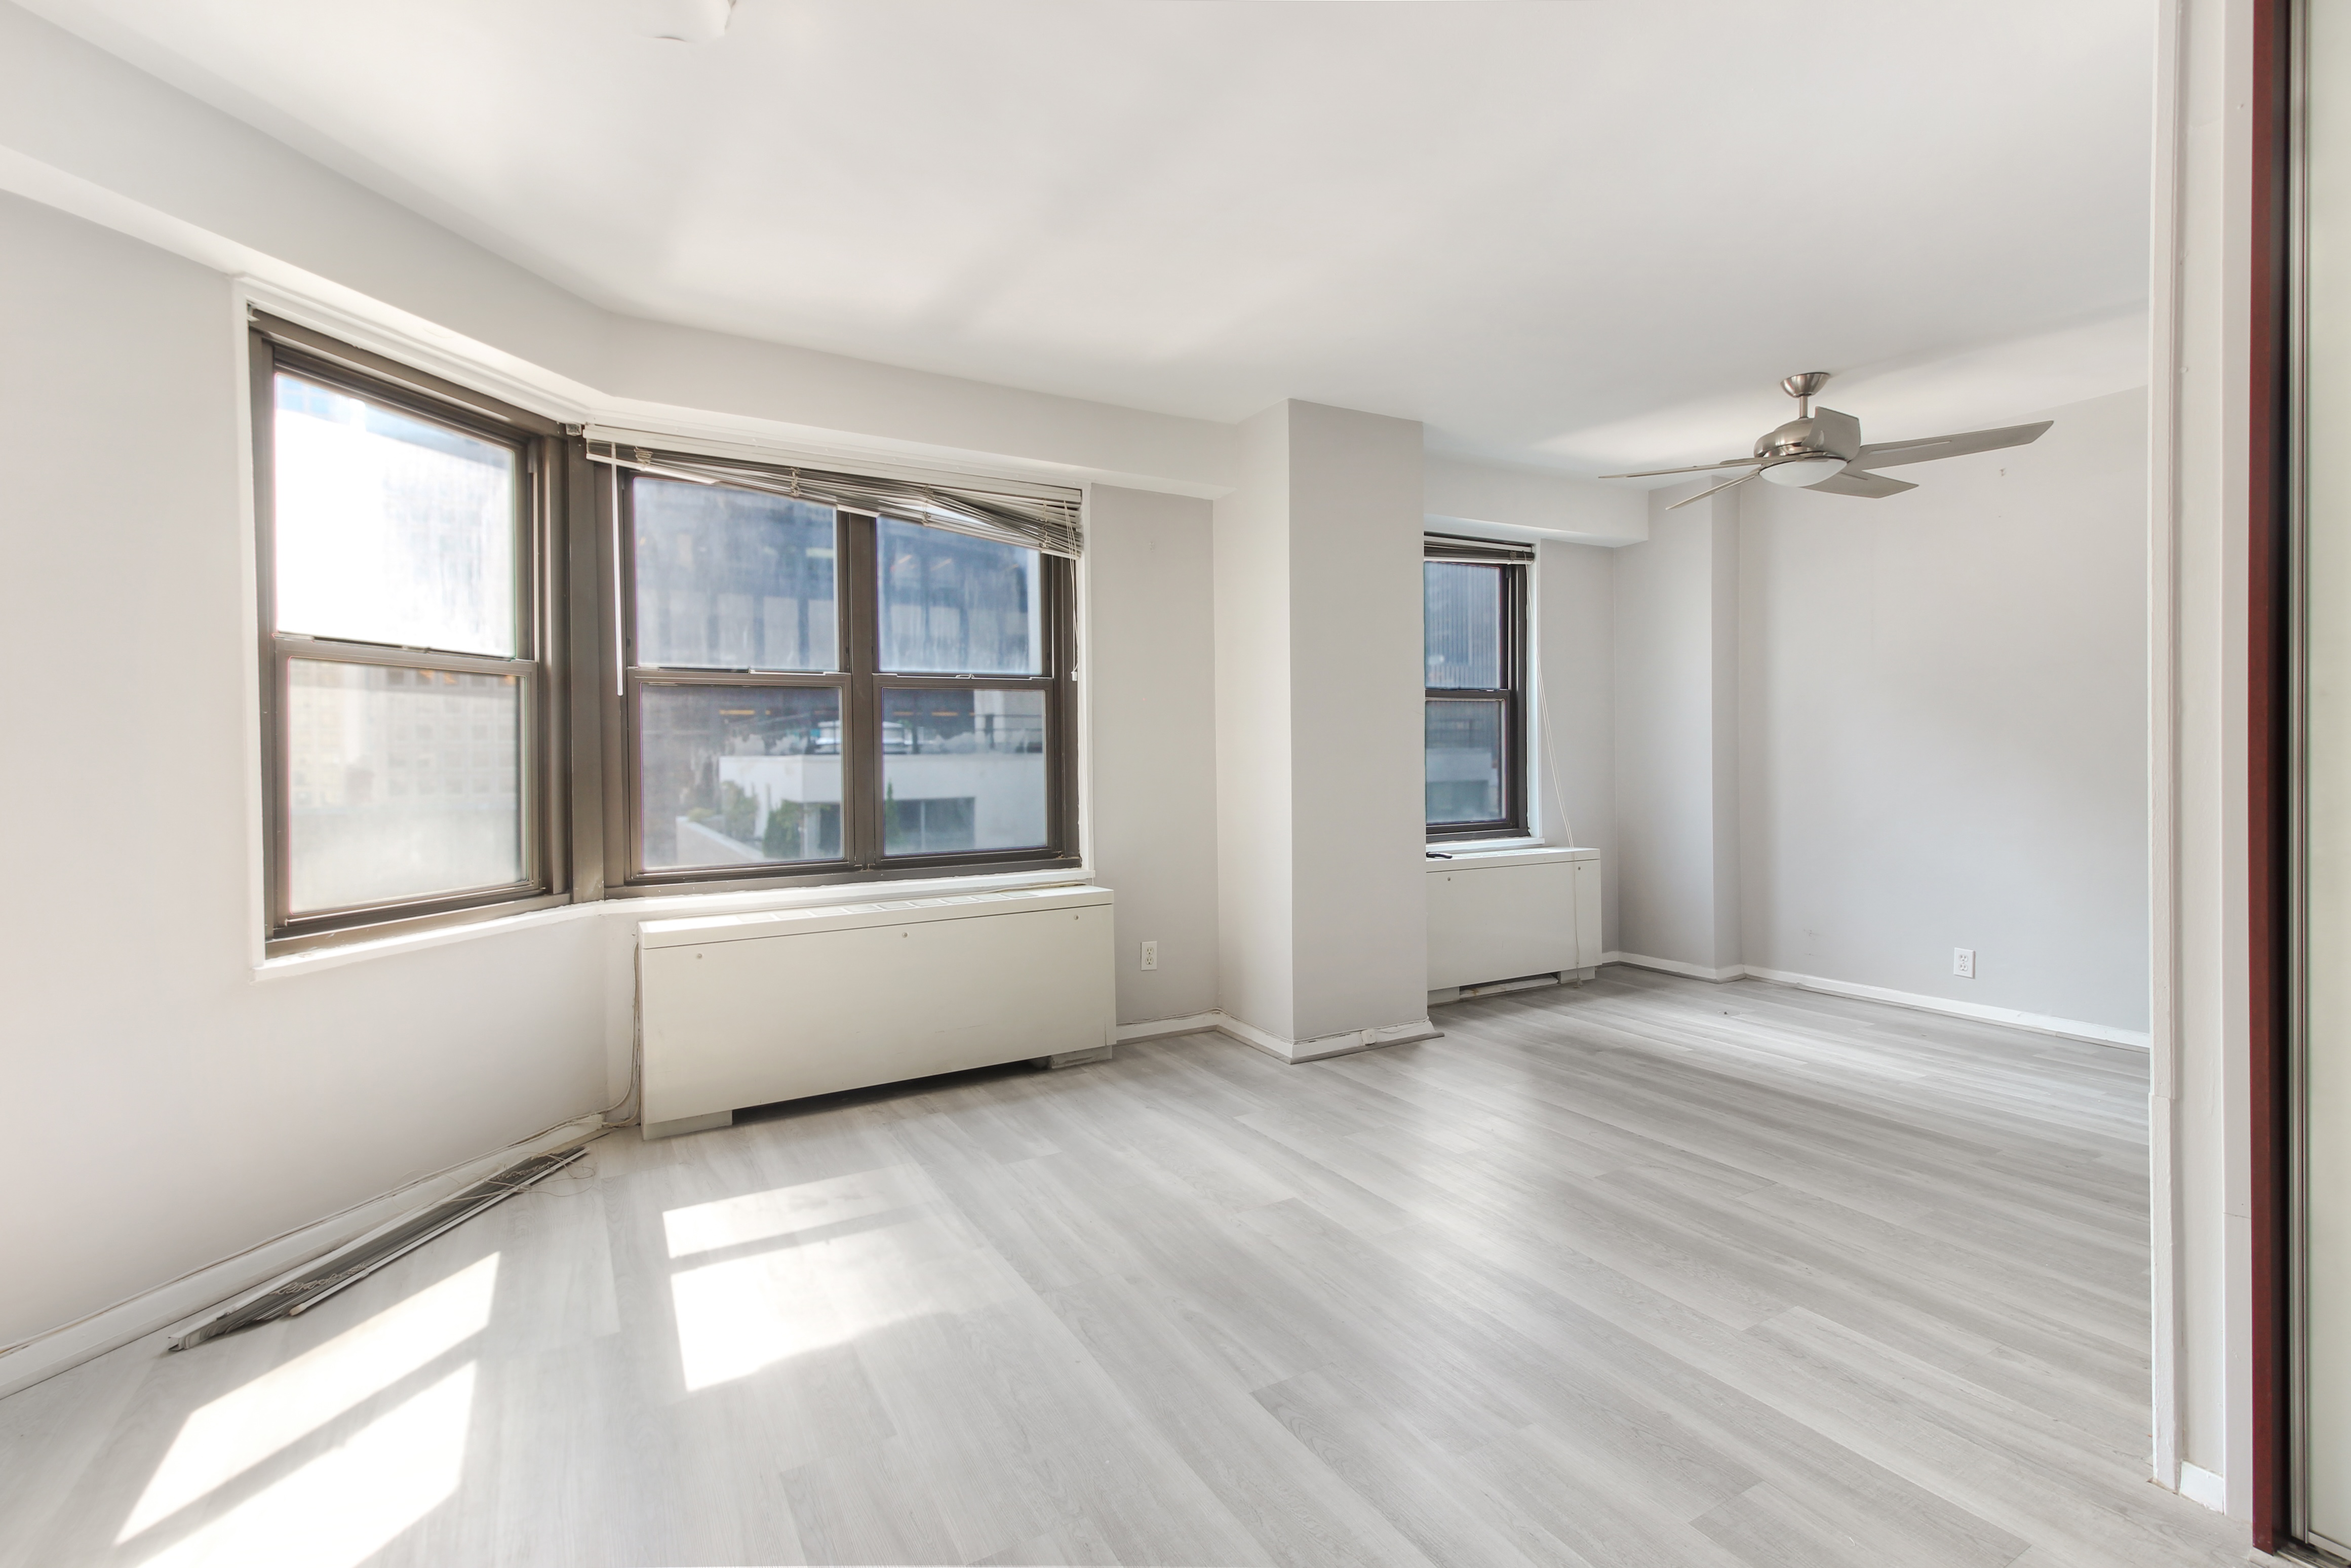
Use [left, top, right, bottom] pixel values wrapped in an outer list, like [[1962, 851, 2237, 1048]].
[[1427, 834, 1538, 854], [1424, 840, 1596, 867], [251, 865, 1097, 982]]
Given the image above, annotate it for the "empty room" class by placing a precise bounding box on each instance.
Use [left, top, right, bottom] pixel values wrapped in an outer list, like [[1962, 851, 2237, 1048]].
[[0, 1, 2337, 1565]]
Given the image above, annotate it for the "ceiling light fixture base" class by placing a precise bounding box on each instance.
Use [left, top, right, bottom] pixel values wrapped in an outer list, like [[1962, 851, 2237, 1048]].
[[632, 0, 734, 44]]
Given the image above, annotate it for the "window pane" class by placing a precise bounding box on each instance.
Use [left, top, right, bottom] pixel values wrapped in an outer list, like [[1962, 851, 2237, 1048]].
[[881, 689, 1047, 855], [1426, 698, 1503, 825], [273, 374, 517, 656], [633, 478, 838, 671], [640, 686, 842, 870], [285, 661, 522, 914], [1424, 562, 1503, 689], [878, 519, 1043, 674]]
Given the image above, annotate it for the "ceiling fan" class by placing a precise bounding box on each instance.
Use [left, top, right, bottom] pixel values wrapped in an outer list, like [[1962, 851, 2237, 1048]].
[[1601, 373, 2053, 509]]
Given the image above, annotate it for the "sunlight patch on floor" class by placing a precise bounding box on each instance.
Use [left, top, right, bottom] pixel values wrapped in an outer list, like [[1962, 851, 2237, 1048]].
[[668, 1196, 1012, 1392], [661, 1164, 939, 1259], [131, 1362, 476, 1568], [117, 1253, 498, 1543]]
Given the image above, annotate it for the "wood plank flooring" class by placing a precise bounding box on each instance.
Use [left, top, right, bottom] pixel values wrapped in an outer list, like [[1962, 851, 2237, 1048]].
[[0, 967, 2252, 1567]]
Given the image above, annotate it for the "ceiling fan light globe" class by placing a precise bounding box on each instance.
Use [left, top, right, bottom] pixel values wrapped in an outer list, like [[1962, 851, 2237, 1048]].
[[1761, 455, 1849, 488]]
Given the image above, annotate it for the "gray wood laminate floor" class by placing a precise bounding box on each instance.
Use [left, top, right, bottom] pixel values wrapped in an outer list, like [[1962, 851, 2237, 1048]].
[[0, 967, 2253, 1567]]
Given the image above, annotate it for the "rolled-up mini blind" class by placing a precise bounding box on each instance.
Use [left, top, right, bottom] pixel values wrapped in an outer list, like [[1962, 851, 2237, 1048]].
[[581, 429, 1085, 558], [1424, 531, 1536, 563]]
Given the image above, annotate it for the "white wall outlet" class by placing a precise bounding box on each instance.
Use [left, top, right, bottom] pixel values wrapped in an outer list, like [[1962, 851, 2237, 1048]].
[[1954, 947, 1976, 979], [1141, 940, 1159, 972]]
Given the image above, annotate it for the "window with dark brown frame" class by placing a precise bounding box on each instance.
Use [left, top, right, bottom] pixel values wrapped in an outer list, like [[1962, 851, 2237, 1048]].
[[594, 451, 1083, 894], [250, 319, 1085, 952], [251, 316, 570, 953], [1424, 534, 1530, 841]]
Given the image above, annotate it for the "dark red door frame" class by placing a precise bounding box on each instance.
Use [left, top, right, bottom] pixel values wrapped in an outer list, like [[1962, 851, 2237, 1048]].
[[2250, 0, 2291, 1551]]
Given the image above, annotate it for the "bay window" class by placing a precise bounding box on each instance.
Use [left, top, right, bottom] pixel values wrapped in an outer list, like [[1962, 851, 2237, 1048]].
[[598, 446, 1079, 888], [251, 317, 1082, 952]]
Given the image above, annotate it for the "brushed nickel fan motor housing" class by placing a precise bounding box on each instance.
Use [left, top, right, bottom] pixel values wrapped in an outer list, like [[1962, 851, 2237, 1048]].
[[1754, 408, 1861, 464]]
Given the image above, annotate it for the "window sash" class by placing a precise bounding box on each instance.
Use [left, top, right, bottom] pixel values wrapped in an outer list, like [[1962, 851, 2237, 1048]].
[[276, 647, 544, 919], [1424, 555, 1529, 841], [624, 669, 854, 880], [252, 322, 568, 951]]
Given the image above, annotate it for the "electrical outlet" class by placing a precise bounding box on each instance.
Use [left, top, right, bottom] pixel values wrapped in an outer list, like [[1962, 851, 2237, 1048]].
[[1141, 940, 1159, 972], [1954, 947, 1976, 979]]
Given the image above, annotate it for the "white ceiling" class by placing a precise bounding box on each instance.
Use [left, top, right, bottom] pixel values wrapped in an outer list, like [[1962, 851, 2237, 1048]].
[[23, 0, 2154, 478]]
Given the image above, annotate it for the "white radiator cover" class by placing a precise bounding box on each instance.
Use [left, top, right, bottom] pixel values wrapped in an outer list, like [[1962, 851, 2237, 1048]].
[[638, 884, 1116, 1131], [1427, 847, 1601, 991]]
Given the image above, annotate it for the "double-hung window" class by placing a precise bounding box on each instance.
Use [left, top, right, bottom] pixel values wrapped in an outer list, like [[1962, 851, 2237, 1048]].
[[621, 477, 847, 873], [253, 318, 566, 949], [1424, 533, 1531, 840], [598, 443, 1081, 890]]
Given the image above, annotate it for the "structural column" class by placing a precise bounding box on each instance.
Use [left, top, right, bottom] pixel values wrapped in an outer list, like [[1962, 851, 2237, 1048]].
[[1212, 400, 1432, 1059], [1611, 480, 1743, 976]]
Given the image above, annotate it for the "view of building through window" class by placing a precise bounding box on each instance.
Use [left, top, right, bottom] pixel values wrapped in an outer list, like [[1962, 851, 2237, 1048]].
[[273, 375, 516, 656], [1424, 559, 1513, 829], [878, 518, 1043, 674], [272, 371, 529, 916], [286, 662, 522, 911], [639, 686, 843, 870], [881, 688, 1048, 854], [628, 478, 1057, 871], [633, 481, 837, 672], [1425, 697, 1504, 825]]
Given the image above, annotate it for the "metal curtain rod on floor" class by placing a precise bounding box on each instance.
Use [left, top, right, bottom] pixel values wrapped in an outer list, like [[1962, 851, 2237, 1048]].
[[169, 1144, 593, 1352]]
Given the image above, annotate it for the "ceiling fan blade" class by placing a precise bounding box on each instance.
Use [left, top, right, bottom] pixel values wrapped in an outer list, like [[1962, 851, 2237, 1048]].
[[1851, 420, 2053, 471], [1666, 468, 1762, 511], [1597, 457, 1760, 480], [1808, 468, 1918, 499]]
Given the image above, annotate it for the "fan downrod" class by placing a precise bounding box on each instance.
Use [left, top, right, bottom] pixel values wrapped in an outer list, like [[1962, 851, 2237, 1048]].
[[1780, 371, 1831, 416]]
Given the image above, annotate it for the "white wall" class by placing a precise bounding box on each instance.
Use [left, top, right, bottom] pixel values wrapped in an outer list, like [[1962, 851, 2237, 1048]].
[[1610, 484, 1744, 974], [1088, 485, 1220, 1024], [1736, 387, 2152, 1034], [1531, 540, 1618, 950], [0, 191, 612, 1350], [1286, 403, 1430, 1044], [1213, 402, 1429, 1051], [1212, 406, 1298, 1041], [1425, 454, 1648, 547]]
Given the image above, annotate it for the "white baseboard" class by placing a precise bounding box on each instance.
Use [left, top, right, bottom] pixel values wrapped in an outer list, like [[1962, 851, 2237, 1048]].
[[1430, 973, 1566, 1006], [1604, 951, 1746, 983], [1112, 1011, 1225, 1045], [2176, 1460, 2227, 1513], [1601, 953, 2151, 1050], [1112, 1010, 1440, 1063], [0, 1113, 607, 1401], [1741, 965, 2152, 1049]]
